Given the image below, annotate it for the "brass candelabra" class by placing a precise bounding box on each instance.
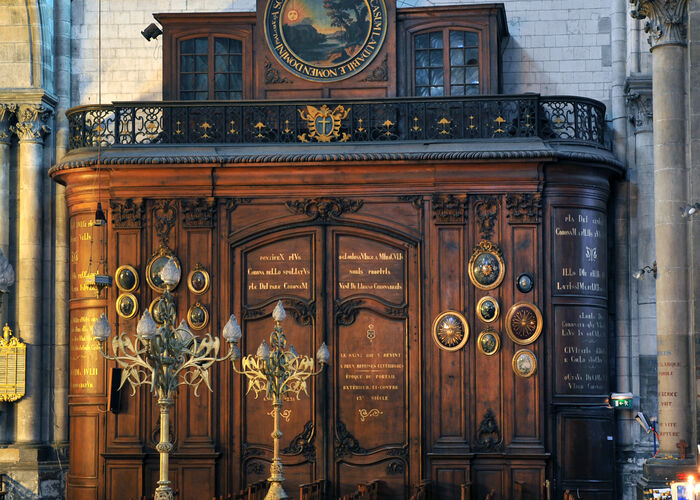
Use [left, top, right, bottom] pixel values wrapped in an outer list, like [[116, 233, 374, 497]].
[[224, 301, 329, 500], [92, 258, 232, 500]]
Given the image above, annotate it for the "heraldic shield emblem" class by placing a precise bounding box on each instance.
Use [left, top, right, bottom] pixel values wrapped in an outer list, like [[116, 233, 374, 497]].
[[298, 104, 351, 142]]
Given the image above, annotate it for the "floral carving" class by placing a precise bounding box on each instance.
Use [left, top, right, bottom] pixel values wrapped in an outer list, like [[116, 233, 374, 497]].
[[181, 198, 216, 227], [110, 199, 144, 228], [398, 195, 423, 210], [474, 409, 502, 451], [474, 196, 499, 240], [265, 58, 292, 84], [226, 198, 253, 213], [153, 200, 177, 247], [12, 104, 52, 143], [0, 104, 17, 144], [505, 193, 541, 224], [360, 55, 389, 82], [286, 197, 363, 222], [432, 194, 468, 224], [282, 420, 316, 462], [286, 299, 316, 326], [335, 299, 364, 326], [630, 0, 688, 47], [335, 420, 367, 458]]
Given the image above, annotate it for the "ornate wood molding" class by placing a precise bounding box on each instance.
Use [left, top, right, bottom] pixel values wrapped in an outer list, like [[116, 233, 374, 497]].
[[282, 420, 316, 462], [286, 197, 363, 222], [360, 55, 389, 82], [384, 305, 408, 319], [153, 200, 177, 247], [387, 460, 405, 475], [181, 198, 216, 228], [335, 299, 364, 326], [398, 195, 423, 211], [286, 299, 316, 326], [264, 57, 292, 84], [110, 199, 144, 228], [335, 420, 367, 458], [226, 197, 253, 213], [474, 409, 502, 451], [474, 196, 499, 240], [505, 193, 541, 224], [630, 0, 688, 48], [432, 194, 468, 224]]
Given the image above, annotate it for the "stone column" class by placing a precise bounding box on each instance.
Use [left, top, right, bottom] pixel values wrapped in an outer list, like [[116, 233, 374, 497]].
[[631, 0, 692, 461], [0, 103, 15, 324], [11, 103, 51, 443]]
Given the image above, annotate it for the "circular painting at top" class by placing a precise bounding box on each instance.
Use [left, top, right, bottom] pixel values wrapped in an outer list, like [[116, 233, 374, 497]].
[[265, 0, 387, 81]]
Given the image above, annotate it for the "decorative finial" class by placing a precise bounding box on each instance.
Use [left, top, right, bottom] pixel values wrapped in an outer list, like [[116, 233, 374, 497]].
[[160, 258, 181, 287], [223, 314, 242, 342], [316, 342, 330, 364], [136, 310, 157, 340], [257, 340, 271, 361], [92, 313, 112, 342], [272, 301, 286, 322]]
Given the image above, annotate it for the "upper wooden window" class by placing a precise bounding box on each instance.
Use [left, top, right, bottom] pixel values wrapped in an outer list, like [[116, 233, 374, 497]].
[[414, 29, 479, 97], [156, 13, 254, 100]]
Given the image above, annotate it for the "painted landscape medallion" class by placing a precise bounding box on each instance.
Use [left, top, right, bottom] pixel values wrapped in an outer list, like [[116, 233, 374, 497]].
[[265, 0, 387, 81]]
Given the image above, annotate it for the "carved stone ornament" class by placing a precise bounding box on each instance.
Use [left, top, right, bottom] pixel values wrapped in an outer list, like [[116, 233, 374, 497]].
[[153, 199, 177, 247], [286, 197, 363, 222], [505, 193, 542, 223], [264, 57, 292, 84], [474, 409, 503, 451], [282, 420, 316, 462], [432, 194, 468, 224], [360, 54, 389, 82], [627, 91, 653, 132], [181, 198, 216, 228], [11, 104, 52, 143], [630, 0, 688, 48], [474, 196, 499, 240], [0, 103, 17, 145], [110, 199, 144, 228], [335, 420, 367, 458]]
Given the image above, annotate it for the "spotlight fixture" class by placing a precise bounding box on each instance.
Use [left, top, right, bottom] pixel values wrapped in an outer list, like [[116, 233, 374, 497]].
[[680, 202, 700, 218], [632, 261, 657, 280], [635, 411, 651, 433], [141, 23, 162, 41], [94, 202, 107, 226]]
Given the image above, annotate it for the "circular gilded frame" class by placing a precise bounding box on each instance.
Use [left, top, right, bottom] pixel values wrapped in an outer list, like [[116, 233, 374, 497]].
[[432, 310, 469, 352], [477, 329, 500, 356], [476, 296, 500, 323], [116, 293, 138, 320], [149, 297, 167, 326], [114, 265, 139, 292], [187, 302, 209, 331], [187, 265, 210, 295], [512, 349, 537, 378], [468, 241, 506, 291], [505, 301, 543, 345], [516, 273, 534, 293], [146, 248, 181, 293]]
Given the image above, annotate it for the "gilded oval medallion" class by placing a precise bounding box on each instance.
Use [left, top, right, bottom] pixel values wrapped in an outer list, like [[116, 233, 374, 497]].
[[432, 311, 469, 351], [505, 301, 543, 345], [476, 296, 499, 323], [512, 349, 537, 378], [477, 328, 500, 356], [468, 240, 505, 291], [265, 0, 388, 82]]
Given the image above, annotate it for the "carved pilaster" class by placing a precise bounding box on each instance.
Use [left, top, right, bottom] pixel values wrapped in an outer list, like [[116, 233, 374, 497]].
[[153, 200, 177, 248], [0, 104, 17, 145], [12, 104, 52, 143], [630, 0, 688, 48], [625, 77, 653, 133], [111, 199, 145, 228], [505, 193, 541, 224], [181, 198, 216, 228], [432, 194, 468, 224]]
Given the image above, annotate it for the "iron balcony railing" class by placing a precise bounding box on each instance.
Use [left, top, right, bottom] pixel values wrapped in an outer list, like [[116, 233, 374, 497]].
[[66, 95, 609, 152]]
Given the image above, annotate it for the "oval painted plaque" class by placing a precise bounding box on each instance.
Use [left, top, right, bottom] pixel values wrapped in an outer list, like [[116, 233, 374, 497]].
[[265, 0, 388, 82]]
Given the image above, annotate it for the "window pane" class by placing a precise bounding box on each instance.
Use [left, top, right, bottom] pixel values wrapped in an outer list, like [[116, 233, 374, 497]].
[[465, 31, 478, 46], [416, 86, 429, 97], [231, 55, 242, 72], [415, 50, 428, 68], [231, 91, 243, 100], [215, 38, 227, 54], [429, 50, 442, 67], [181, 55, 194, 72], [181, 39, 195, 54], [466, 48, 478, 66], [449, 30, 464, 48], [451, 85, 465, 96], [195, 38, 208, 54], [196, 55, 208, 72], [430, 86, 444, 96], [466, 66, 479, 84], [429, 32, 443, 48], [195, 74, 208, 91], [416, 69, 429, 86], [230, 73, 242, 90], [415, 34, 428, 50], [465, 85, 479, 96], [450, 48, 464, 66], [430, 68, 443, 86], [215, 55, 228, 72], [451, 67, 465, 85], [195, 91, 208, 100], [214, 73, 227, 90], [180, 73, 194, 90], [181, 91, 193, 100], [230, 39, 242, 53]]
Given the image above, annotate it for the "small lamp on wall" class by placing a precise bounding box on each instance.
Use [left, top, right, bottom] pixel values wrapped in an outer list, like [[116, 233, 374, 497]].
[[680, 202, 700, 218], [141, 23, 162, 41], [632, 261, 657, 280]]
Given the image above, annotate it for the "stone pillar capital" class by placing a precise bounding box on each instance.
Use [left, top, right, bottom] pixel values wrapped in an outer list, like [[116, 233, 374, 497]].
[[11, 104, 52, 143], [0, 103, 17, 145], [630, 0, 688, 48]]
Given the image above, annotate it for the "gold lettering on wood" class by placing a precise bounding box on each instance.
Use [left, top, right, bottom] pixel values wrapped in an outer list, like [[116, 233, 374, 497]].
[[0, 325, 26, 402]]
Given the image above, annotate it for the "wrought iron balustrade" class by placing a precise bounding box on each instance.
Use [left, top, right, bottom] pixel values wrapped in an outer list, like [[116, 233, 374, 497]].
[[66, 95, 608, 152]]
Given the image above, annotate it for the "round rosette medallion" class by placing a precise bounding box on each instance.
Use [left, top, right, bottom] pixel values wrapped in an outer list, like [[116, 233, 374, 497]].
[[505, 301, 543, 345], [468, 240, 505, 291], [432, 310, 469, 351], [265, 0, 388, 82]]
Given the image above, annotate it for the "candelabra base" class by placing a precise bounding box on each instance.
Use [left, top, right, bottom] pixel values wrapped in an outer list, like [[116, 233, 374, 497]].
[[264, 481, 289, 500], [154, 480, 174, 500]]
